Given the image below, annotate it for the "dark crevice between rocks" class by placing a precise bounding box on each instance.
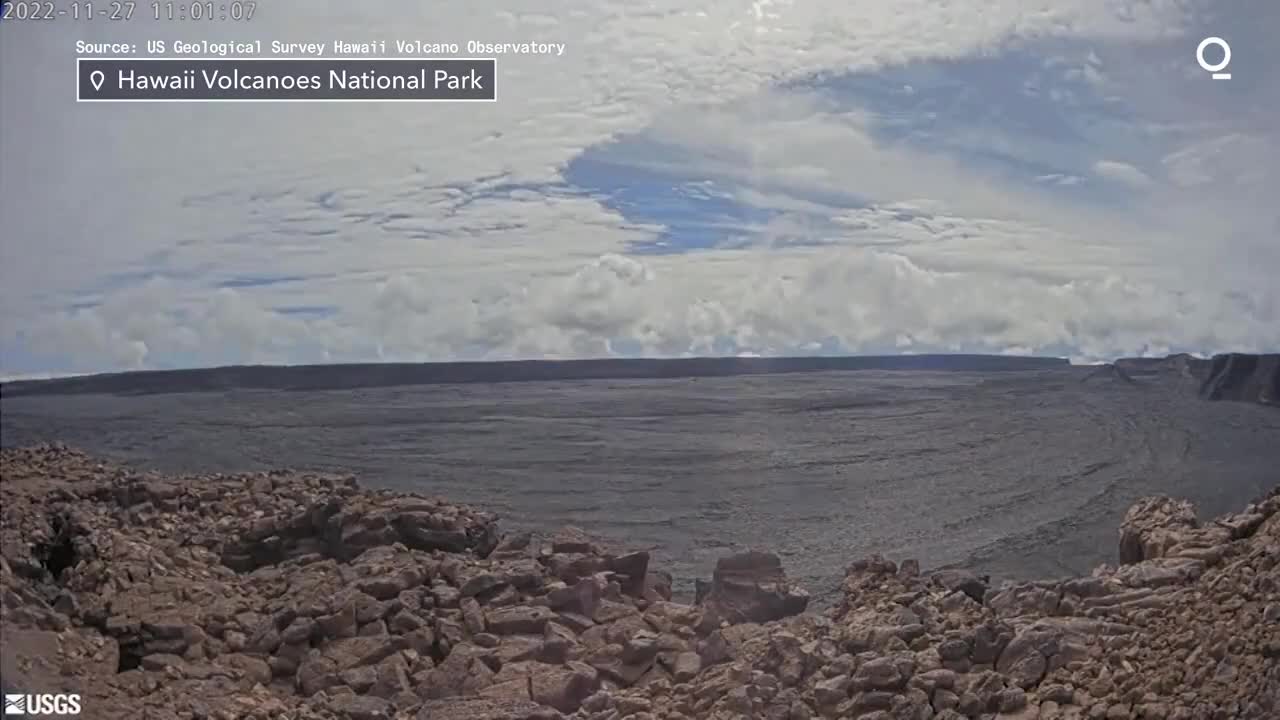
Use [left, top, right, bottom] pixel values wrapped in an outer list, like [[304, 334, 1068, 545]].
[[427, 638, 449, 666], [32, 511, 79, 583], [116, 643, 143, 673]]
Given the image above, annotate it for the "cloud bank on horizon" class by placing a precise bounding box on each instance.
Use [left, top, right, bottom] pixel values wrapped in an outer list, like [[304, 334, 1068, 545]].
[[1, 0, 1277, 374]]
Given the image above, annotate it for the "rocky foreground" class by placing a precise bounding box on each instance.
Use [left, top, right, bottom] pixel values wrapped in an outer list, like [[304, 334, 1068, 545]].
[[1, 445, 1277, 720]]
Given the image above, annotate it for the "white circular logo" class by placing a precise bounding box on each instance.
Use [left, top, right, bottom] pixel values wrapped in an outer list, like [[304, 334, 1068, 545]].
[[1196, 37, 1231, 78]]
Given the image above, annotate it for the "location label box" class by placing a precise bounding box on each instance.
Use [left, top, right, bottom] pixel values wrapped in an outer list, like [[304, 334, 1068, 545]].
[[77, 58, 497, 102]]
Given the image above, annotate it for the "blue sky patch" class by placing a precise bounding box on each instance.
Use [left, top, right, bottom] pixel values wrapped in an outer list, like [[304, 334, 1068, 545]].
[[563, 37, 1172, 257]]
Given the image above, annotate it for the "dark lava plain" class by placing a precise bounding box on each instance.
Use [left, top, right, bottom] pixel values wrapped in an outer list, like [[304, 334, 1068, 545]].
[[3, 363, 1277, 604]]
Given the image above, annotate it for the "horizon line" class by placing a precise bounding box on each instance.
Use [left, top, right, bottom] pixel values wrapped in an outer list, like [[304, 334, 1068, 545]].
[[1, 350, 1253, 387]]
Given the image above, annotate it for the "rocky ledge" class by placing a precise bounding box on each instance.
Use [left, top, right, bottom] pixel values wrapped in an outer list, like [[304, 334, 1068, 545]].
[[1, 445, 1276, 720]]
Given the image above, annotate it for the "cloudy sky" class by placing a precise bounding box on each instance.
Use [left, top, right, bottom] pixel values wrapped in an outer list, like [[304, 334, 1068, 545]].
[[1, 0, 1277, 376]]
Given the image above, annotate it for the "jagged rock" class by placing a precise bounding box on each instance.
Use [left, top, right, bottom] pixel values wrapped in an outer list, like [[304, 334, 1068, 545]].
[[995, 627, 1060, 688], [493, 636, 541, 665], [2, 447, 1276, 720], [540, 622, 578, 664], [323, 635, 406, 671], [1109, 557, 1203, 588], [460, 597, 487, 634], [461, 571, 510, 598], [340, 665, 380, 692], [282, 616, 317, 644], [431, 583, 462, 609], [390, 608, 427, 634], [222, 653, 273, 684], [852, 656, 908, 691], [1118, 497, 1199, 564], [328, 694, 393, 720], [418, 644, 495, 699], [591, 599, 637, 624], [297, 653, 340, 696], [671, 651, 701, 682], [644, 571, 673, 602], [488, 605, 557, 635], [480, 677, 531, 704], [607, 551, 650, 597], [551, 526, 597, 554], [140, 653, 186, 671], [545, 578, 602, 617], [931, 569, 989, 603], [695, 550, 810, 624], [318, 601, 359, 639], [529, 661, 599, 712], [814, 673, 852, 705]]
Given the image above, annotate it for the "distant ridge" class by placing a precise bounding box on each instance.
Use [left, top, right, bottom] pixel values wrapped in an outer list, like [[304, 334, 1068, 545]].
[[1199, 353, 1280, 406], [0, 354, 1068, 398], [1111, 352, 1279, 407], [1080, 363, 1138, 386]]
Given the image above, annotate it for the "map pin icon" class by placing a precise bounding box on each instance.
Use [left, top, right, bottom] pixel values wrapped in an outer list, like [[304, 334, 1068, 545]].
[[90, 70, 105, 91]]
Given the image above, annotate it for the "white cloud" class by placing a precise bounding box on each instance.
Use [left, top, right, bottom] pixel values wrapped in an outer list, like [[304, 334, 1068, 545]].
[[0, 371, 91, 383], [2, 0, 1277, 374], [24, 243, 1278, 373], [1161, 133, 1273, 189], [1093, 160, 1153, 188]]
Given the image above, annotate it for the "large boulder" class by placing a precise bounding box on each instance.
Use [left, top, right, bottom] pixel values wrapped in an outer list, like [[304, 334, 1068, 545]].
[[695, 551, 809, 625], [995, 627, 1061, 689], [218, 491, 502, 571], [930, 569, 989, 604], [487, 606, 558, 636], [1118, 497, 1199, 564]]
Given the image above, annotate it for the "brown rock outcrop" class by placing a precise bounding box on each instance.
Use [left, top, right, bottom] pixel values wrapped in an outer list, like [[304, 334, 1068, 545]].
[[2, 444, 1276, 720], [1117, 496, 1202, 563], [0, 445, 808, 720], [694, 550, 810, 624], [586, 486, 1280, 720]]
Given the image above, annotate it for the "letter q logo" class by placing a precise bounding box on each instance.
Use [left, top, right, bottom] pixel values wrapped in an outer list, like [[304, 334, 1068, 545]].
[[1197, 37, 1231, 79]]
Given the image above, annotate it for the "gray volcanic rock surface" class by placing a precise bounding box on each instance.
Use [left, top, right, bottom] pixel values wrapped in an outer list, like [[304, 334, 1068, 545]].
[[4, 365, 1280, 605]]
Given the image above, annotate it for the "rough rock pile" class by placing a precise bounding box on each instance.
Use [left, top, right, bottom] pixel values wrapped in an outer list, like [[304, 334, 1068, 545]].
[[589, 491, 1279, 720], [1, 444, 1276, 720]]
